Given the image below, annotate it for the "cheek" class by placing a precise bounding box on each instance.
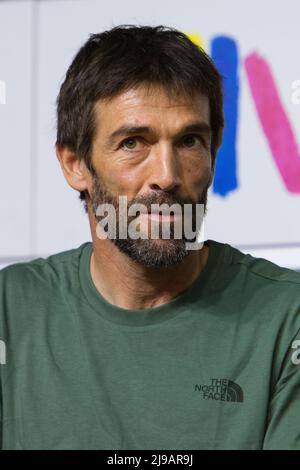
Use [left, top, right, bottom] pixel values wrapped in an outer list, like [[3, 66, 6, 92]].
[[183, 159, 212, 189], [181, 162, 211, 203], [104, 168, 142, 197]]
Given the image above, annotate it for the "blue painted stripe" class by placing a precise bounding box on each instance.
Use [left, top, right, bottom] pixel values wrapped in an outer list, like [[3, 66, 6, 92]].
[[211, 36, 239, 196]]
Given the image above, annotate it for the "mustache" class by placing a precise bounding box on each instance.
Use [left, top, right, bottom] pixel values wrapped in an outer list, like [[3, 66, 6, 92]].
[[91, 171, 207, 221], [127, 192, 203, 212]]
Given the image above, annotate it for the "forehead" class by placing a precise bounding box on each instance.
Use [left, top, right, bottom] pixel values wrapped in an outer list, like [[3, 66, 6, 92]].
[[93, 84, 210, 136]]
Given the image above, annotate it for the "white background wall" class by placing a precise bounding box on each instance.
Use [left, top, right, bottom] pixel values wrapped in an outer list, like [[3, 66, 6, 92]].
[[0, 0, 300, 270]]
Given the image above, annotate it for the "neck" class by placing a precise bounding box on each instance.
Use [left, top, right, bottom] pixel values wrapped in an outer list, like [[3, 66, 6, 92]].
[[89, 229, 209, 311]]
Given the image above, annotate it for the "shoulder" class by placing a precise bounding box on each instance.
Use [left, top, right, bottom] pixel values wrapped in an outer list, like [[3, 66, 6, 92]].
[[210, 239, 300, 338], [210, 240, 300, 367], [0, 242, 91, 294], [210, 239, 300, 286], [208, 238, 300, 321]]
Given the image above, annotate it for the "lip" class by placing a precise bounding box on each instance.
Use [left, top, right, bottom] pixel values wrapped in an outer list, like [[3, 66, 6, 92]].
[[139, 207, 178, 215], [138, 212, 178, 221]]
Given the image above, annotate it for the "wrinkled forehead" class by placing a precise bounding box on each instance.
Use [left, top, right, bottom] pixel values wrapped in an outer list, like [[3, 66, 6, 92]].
[[93, 84, 210, 138]]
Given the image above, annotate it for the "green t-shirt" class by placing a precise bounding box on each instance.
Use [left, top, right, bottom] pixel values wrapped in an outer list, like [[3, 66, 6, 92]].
[[0, 239, 300, 450]]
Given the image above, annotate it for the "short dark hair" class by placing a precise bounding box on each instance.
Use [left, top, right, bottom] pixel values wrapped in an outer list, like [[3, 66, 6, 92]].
[[55, 25, 224, 211]]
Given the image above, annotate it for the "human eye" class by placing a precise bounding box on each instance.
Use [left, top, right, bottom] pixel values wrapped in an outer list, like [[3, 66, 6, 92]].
[[181, 134, 204, 148], [120, 136, 144, 151]]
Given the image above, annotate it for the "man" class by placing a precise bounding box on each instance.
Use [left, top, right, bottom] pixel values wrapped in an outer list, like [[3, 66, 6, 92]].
[[0, 25, 300, 450]]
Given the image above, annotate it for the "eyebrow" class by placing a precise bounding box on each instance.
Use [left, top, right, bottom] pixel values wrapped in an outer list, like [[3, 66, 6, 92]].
[[107, 121, 211, 146]]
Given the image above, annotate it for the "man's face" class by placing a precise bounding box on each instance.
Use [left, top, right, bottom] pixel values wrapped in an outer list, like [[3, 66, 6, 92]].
[[87, 84, 213, 267]]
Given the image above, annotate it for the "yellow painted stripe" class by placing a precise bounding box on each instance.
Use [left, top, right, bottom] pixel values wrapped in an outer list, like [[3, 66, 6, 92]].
[[186, 33, 205, 51]]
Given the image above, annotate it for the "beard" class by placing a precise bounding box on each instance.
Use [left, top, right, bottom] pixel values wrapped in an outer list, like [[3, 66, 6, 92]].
[[88, 167, 209, 268]]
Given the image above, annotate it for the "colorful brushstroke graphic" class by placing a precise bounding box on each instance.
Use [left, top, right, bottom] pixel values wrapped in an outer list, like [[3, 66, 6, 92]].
[[187, 33, 300, 196], [245, 53, 300, 193]]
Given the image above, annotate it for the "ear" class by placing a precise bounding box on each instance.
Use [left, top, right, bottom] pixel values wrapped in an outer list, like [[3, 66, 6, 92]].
[[55, 144, 89, 193]]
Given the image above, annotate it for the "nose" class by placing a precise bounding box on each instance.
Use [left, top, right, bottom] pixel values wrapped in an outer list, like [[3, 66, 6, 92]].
[[148, 143, 181, 193]]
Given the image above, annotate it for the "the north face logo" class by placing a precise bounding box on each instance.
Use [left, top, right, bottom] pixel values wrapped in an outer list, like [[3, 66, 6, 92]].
[[195, 378, 244, 402]]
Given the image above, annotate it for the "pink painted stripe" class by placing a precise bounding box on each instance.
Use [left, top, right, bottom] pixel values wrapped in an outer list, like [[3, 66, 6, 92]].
[[244, 52, 300, 193]]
